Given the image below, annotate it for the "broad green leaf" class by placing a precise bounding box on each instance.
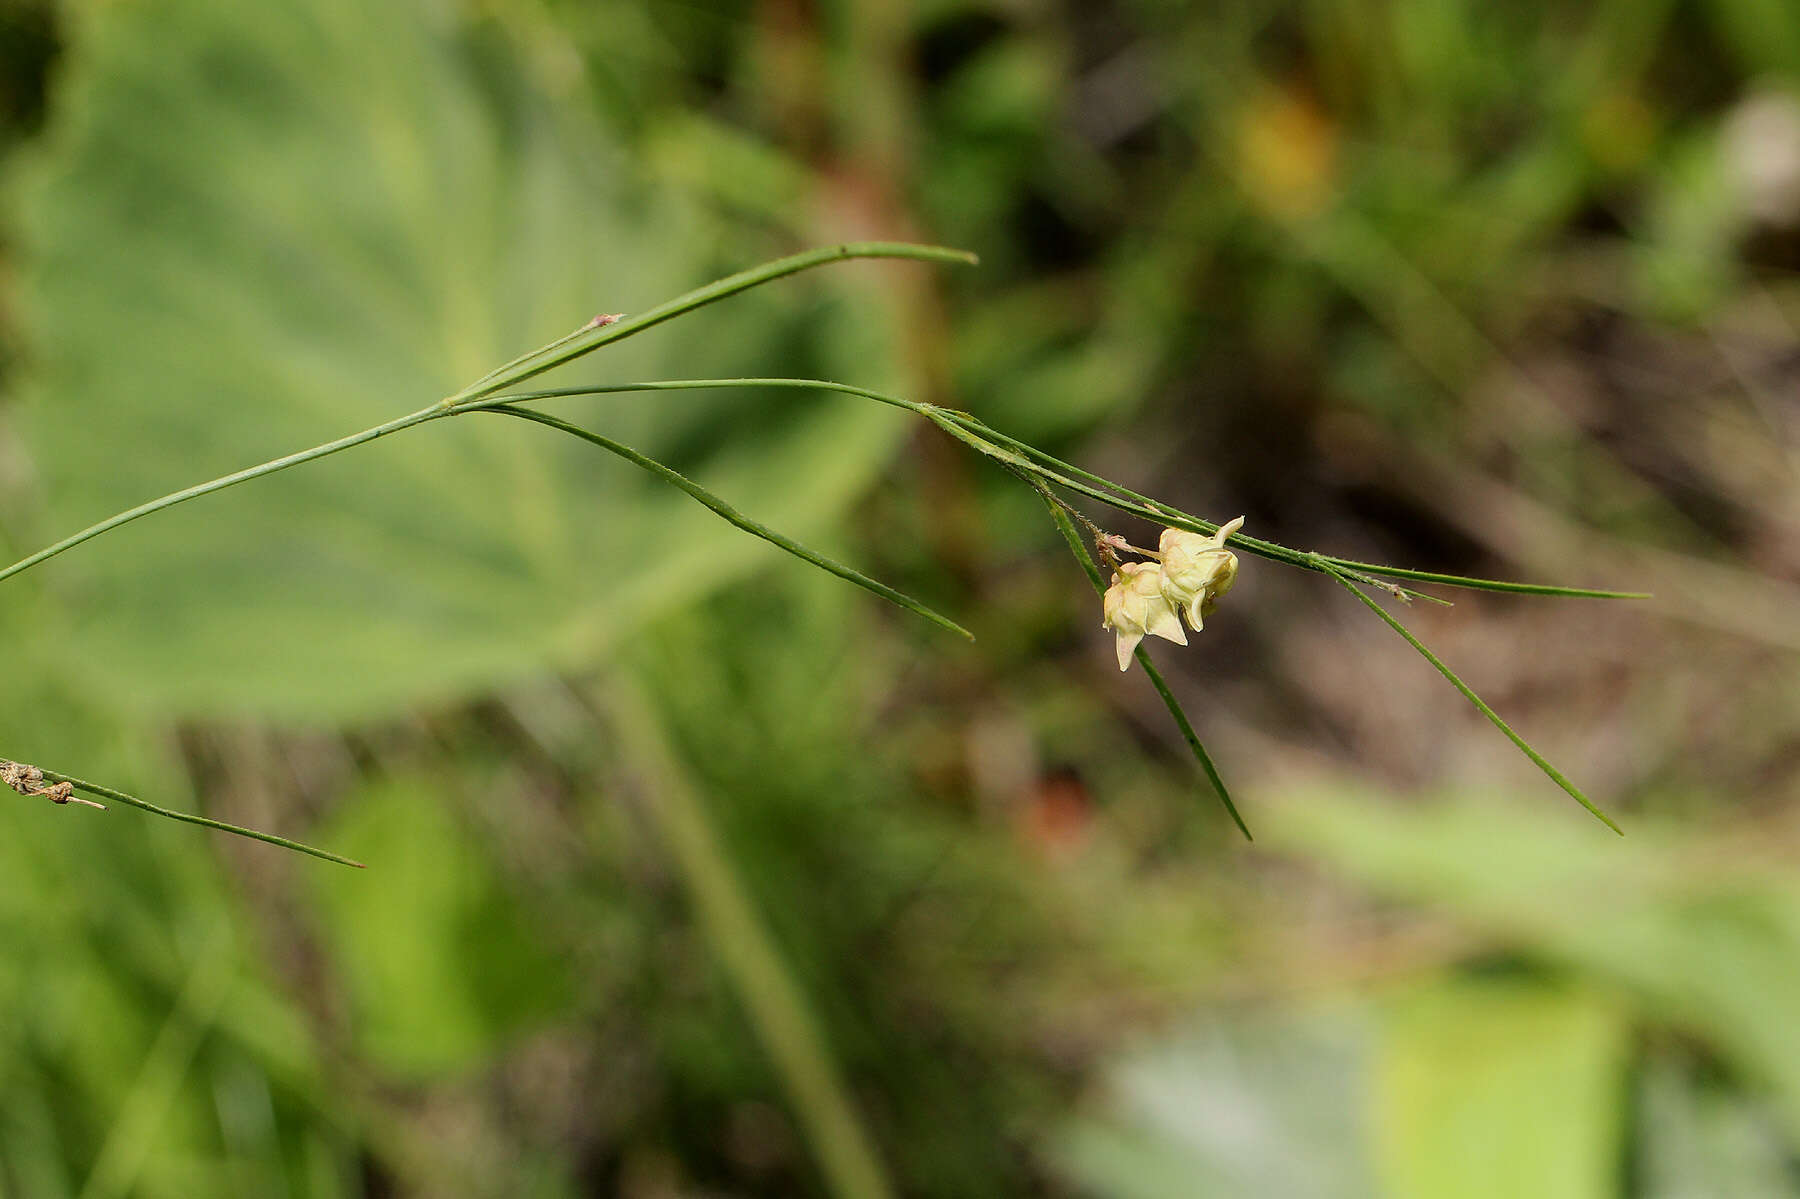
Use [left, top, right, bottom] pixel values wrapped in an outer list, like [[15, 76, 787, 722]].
[[15, 0, 909, 720], [1637, 1056, 1797, 1199], [1056, 1009, 1377, 1199], [1374, 980, 1628, 1199], [307, 777, 571, 1077], [1267, 789, 1800, 1145]]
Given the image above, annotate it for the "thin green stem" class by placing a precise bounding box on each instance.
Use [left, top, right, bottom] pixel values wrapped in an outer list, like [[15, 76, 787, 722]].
[[597, 680, 896, 1199], [36, 768, 365, 866], [0, 232, 1637, 867], [1312, 556, 1623, 835], [1305, 557, 1651, 599], [445, 242, 978, 404], [1042, 491, 1250, 839], [943, 412, 1649, 600], [78, 924, 237, 1199], [0, 405, 446, 587], [485, 405, 972, 641], [455, 377, 1634, 602]]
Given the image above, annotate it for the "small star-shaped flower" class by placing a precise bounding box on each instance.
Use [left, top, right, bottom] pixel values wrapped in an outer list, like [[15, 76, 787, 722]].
[[1158, 516, 1244, 631], [1101, 560, 1187, 671]]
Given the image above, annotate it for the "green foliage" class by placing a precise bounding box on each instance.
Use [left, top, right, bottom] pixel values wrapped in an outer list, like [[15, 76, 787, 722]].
[[18, 0, 911, 721], [1057, 1011, 1377, 1198], [308, 777, 571, 1077], [1063, 793, 1800, 1198], [1271, 790, 1800, 1144], [1374, 981, 1628, 1199], [2, 0, 1798, 1194], [1637, 1057, 1798, 1197], [0, 684, 348, 1197]]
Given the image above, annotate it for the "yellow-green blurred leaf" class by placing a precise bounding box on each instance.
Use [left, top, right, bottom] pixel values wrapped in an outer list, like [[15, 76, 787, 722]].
[[1375, 980, 1628, 1199]]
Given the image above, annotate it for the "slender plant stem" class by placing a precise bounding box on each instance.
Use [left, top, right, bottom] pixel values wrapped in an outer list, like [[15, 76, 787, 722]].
[[451, 381, 1349, 572], [1295, 556, 1650, 598], [943, 412, 1650, 599], [0, 256, 978, 591], [1312, 556, 1623, 834], [77, 923, 236, 1199], [0, 376, 1633, 629], [0, 240, 1640, 860], [456, 378, 1644, 602], [597, 680, 896, 1199], [0, 405, 446, 587], [923, 410, 1603, 596], [486, 405, 972, 640], [36, 768, 365, 866]]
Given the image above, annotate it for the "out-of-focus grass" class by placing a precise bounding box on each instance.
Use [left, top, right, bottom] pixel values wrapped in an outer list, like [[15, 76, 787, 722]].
[[3, 0, 1800, 1195]]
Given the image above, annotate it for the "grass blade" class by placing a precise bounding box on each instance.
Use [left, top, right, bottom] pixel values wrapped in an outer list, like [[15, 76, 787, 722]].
[[942, 412, 1648, 600], [486, 405, 973, 641], [34, 767, 365, 867], [458, 380, 1641, 602], [448, 242, 978, 403], [1043, 494, 1251, 839], [1136, 653, 1252, 841], [449, 377, 935, 419], [1306, 559, 1650, 599], [1313, 555, 1623, 834]]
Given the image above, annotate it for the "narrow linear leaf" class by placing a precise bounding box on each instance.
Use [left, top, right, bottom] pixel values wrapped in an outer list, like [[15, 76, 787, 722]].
[[948, 413, 1647, 601], [34, 768, 365, 867], [1313, 556, 1623, 835], [458, 378, 1420, 602], [1136, 655, 1252, 841], [457, 378, 1033, 486], [1043, 495, 1250, 839], [527, 388, 1616, 603], [460, 377, 1634, 603], [486, 405, 973, 641], [452, 242, 979, 402], [454, 376, 933, 419], [1312, 560, 1651, 600]]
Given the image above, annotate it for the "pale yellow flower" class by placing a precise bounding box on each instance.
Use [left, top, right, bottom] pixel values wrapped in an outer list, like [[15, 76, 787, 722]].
[[1101, 561, 1187, 671], [1158, 516, 1244, 631]]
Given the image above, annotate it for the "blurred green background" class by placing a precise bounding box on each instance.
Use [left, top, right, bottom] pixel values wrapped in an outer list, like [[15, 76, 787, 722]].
[[1, 0, 1798, 1195]]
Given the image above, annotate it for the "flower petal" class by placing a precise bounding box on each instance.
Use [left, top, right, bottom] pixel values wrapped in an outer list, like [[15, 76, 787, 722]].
[[1147, 600, 1188, 645], [1114, 630, 1144, 671]]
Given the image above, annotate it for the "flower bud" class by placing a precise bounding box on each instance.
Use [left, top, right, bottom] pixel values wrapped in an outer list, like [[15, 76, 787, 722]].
[[1101, 561, 1187, 671], [1158, 516, 1245, 631]]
